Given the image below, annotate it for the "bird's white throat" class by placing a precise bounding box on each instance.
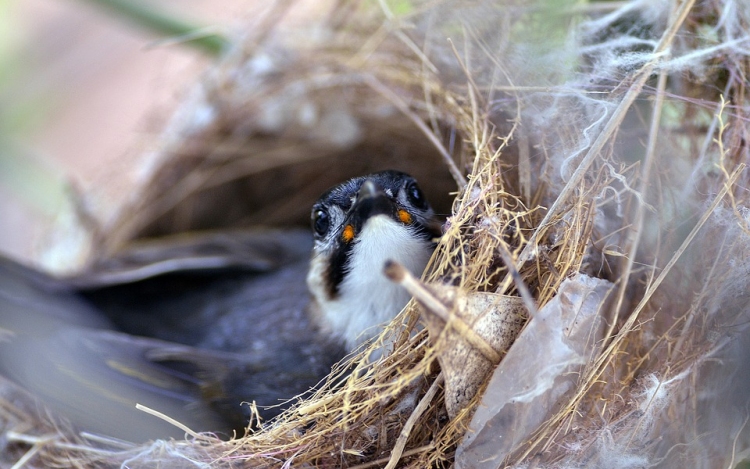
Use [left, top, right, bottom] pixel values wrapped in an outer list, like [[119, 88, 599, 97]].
[[308, 215, 433, 352]]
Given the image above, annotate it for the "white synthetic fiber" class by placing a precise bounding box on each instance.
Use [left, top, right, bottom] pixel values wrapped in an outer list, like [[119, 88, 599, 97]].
[[442, 0, 750, 466]]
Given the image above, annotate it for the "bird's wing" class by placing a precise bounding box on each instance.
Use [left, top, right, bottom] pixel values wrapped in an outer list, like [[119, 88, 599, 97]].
[[0, 326, 230, 442], [0, 231, 343, 443], [0, 322, 342, 442], [66, 228, 313, 288], [0, 258, 231, 441], [68, 230, 315, 346]]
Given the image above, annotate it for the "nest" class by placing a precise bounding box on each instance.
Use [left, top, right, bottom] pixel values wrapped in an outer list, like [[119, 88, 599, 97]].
[[4, 0, 750, 467]]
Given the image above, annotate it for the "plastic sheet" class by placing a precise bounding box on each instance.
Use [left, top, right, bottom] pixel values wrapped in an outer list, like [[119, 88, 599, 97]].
[[456, 274, 614, 468]]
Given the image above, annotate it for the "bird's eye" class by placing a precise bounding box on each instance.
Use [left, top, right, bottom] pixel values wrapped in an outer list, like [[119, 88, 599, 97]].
[[313, 208, 330, 237], [405, 181, 428, 210]]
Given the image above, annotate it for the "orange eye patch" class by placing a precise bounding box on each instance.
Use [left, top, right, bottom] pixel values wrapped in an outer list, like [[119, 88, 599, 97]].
[[397, 209, 412, 224], [342, 224, 355, 242]]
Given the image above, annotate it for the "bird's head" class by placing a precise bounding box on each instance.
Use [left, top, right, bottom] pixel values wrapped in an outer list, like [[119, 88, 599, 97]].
[[306, 170, 441, 351]]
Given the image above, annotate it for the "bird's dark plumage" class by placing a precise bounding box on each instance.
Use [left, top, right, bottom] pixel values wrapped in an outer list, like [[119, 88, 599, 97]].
[[0, 171, 439, 443], [0, 231, 343, 441]]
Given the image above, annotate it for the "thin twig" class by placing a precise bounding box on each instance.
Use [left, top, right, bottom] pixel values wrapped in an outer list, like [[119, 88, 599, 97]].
[[591, 164, 746, 388], [496, 242, 538, 318], [515, 0, 698, 267], [384, 260, 502, 364], [135, 404, 204, 440], [605, 61, 670, 341], [384, 373, 444, 469], [364, 75, 467, 188], [10, 443, 42, 469], [5, 432, 55, 445], [727, 411, 750, 469], [348, 444, 434, 469]]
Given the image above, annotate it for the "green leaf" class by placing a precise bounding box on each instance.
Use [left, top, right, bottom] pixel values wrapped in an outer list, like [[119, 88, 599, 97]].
[[78, 0, 230, 56]]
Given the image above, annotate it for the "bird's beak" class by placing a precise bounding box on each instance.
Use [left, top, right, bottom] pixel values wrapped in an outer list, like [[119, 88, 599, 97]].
[[349, 179, 443, 240], [349, 179, 397, 224], [358, 180, 379, 199]]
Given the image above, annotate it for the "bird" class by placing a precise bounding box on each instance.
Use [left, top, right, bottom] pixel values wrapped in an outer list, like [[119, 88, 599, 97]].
[[0, 170, 441, 443]]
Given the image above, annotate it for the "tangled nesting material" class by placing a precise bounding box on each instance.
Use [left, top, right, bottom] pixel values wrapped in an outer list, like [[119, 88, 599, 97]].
[[5, 0, 750, 467]]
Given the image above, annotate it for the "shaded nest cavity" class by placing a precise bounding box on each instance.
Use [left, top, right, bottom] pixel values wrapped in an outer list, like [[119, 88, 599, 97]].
[[5, 0, 750, 467]]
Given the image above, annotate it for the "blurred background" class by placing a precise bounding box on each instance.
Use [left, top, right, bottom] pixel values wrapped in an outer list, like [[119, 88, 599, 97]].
[[0, 0, 248, 268]]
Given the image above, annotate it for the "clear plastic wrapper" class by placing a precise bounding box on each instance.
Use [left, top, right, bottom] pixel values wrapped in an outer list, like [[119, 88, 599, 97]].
[[456, 274, 614, 468]]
